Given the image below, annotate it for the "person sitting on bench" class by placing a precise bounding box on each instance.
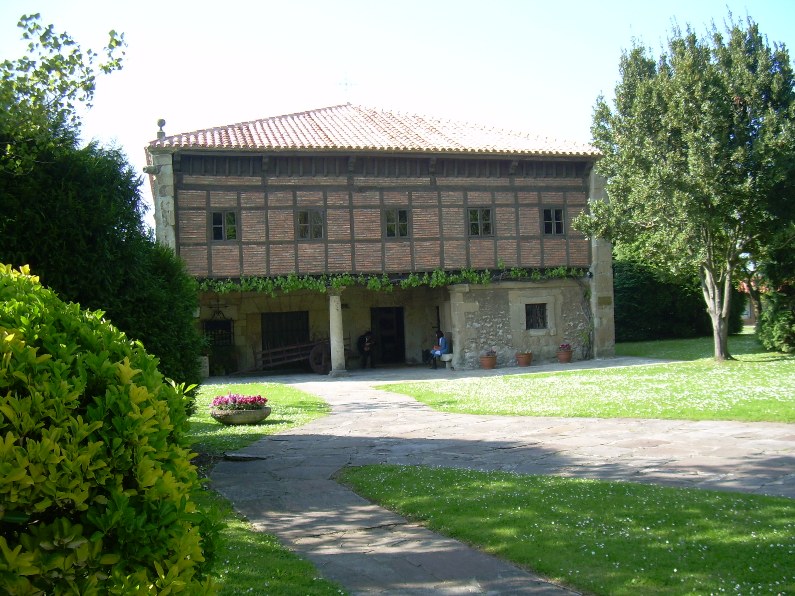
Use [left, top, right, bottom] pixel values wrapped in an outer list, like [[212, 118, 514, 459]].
[[428, 330, 449, 369]]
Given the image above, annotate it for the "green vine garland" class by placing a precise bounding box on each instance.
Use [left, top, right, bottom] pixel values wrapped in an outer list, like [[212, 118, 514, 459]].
[[198, 267, 588, 296]]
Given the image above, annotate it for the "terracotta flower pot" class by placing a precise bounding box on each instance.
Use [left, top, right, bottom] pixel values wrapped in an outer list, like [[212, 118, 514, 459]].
[[515, 352, 533, 366], [556, 350, 573, 364], [211, 406, 272, 425], [479, 354, 497, 369]]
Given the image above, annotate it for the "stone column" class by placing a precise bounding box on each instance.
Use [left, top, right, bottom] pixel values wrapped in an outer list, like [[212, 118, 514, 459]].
[[328, 288, 347, 376], [588, 172, 616, 358], [144, 151, 176, 249], [447, 284, 478, 369]]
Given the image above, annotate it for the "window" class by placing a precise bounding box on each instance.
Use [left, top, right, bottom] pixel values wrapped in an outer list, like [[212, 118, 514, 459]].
[[385, 209, 409, 238], [261, 311, 309, 349], [212, 211, 237, 240], [297, 209, 324, 240], [203, 319, 233, 346], [543, 208, 565, 235], [468, 208, 493, 236], [525, 303, 548, 330]]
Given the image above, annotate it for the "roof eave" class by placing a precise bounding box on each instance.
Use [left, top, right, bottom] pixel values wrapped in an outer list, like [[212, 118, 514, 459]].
[[146, 144, 600, 160]]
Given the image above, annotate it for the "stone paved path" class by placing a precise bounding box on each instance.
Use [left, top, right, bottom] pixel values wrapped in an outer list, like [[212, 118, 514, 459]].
[[209, 358, 795, 595]]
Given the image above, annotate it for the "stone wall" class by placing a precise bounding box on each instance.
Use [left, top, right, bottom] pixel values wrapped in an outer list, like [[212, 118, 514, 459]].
[[448, 279, 591, 368]]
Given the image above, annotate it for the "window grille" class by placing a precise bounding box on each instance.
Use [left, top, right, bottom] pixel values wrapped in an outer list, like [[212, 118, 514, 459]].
[[525, 303, 548, 330]]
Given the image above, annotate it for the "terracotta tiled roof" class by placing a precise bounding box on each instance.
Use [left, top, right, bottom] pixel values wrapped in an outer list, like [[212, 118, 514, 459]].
[[149, 104, 598, 158]]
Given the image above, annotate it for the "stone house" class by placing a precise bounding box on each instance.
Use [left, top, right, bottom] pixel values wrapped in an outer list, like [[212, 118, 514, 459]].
[[145, 104, 614, 374]]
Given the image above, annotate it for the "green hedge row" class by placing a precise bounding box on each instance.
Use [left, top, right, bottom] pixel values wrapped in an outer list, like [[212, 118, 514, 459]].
[[613, 259, 744, 342], [759, 289, 795, 353]]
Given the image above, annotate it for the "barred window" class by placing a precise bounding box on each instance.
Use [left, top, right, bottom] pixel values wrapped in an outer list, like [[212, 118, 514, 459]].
[[203, 319, 233, 346], [525, 303, 548, 330], [212, 211, 237, 241]]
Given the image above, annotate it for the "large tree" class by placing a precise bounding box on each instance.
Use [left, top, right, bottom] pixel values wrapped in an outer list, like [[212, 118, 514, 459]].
[[0, 15, 203, 385], [0, 14, 124, 175], [576, 16, 795, 360]]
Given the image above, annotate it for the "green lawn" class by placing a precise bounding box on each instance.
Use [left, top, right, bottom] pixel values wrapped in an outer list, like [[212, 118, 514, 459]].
[[188, 335, 794, 595], [377, 333, 795, 422], [615, 327, 765, 360], [339, 465, 795, 595], [186, 382, 344, 595], [190, 381, 331, 456]]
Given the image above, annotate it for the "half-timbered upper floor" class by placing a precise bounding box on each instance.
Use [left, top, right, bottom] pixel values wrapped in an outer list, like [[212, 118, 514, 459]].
[[146, 105, 600, 279]]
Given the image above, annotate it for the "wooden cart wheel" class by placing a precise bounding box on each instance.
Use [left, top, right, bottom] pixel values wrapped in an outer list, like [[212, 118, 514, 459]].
[[308, 343, 330, 375]]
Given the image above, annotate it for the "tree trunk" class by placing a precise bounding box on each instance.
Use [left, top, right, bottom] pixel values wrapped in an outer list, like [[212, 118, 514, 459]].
[[699, 265, 733, 360]]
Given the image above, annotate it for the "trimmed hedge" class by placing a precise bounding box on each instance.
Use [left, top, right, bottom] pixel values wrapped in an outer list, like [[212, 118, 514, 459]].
[[0, 139, 204, 391], [0, 265, 214, 594], [613, 259, 744, 342]]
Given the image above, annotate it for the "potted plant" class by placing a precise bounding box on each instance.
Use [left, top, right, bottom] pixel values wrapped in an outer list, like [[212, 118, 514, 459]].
[[515, 351, 533, 366], [479, 348, 497, 369], [556, 342, 573, 364], [210, 393, 271, 425]]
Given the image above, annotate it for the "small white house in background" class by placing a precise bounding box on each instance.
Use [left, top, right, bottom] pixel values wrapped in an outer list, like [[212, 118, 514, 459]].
[[145, 104, 614, 375]]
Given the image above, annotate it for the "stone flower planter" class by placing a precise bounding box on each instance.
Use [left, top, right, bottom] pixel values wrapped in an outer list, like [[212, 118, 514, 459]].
[[210, 406, 272, 425]]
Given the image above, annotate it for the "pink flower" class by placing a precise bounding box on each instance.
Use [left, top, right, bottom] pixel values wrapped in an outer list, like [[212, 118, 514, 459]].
[[210, 393, 268, 411]]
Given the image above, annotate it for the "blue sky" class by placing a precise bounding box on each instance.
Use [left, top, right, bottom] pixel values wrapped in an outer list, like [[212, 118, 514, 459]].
[[2, 0, 794, 219]]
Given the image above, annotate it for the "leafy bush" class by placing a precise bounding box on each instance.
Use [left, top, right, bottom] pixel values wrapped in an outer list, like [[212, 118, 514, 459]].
[[613, 258, 743, 342], [759, 288, 795, 353], [0, 265, 215, 594]]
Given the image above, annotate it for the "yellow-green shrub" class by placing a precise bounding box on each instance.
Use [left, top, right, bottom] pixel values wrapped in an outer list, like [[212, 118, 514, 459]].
[[0, 265, 214, 594]]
